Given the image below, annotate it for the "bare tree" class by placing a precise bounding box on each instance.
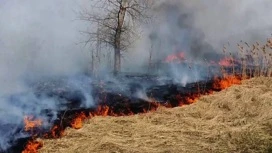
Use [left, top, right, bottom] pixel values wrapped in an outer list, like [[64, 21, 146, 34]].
[[80, 0, 153, 75]]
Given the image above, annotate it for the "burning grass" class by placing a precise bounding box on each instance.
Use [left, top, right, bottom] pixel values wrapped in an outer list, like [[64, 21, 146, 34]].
[[20, 39, 272, 152], [70, 112, 88, 129], [213, 75, 241, 90], [22, 140, 43, 153], [39, 77, 272, 153], [20, 75, 243, 153], [24, 116, 43, 132]]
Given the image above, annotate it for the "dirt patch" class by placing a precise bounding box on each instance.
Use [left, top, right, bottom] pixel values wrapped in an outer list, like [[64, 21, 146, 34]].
[[40, 77, 272, 153]]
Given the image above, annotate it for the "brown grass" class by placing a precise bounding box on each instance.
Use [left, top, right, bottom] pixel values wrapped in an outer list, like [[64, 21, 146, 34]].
[[225, 39, 272, 78], [39, 77, 272, 153]]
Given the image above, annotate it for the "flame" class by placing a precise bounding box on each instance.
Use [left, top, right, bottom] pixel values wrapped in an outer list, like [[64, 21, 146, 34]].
[[22, 75, 244, 153], [213, 76, 241, 90], [174, 93, 200, 107], [94, 105, 111, 116], [24, 116, 42, 131], [165, 52, 185, 63], [22, 140, 43, 153], [50, 125, 65, 138], [42, 125, 65, 139], [71, 112, 87, 129], [218, 57, 237, 67], [185, 96, 198, 104]]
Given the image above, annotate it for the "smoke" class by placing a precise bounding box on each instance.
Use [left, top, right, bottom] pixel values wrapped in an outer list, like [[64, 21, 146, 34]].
[[125, 0, 272, 82], [1, 0, 272, 150], [0, 0, 95, 150], [155, 0, 272, 47], [128, 0, 272, 61]]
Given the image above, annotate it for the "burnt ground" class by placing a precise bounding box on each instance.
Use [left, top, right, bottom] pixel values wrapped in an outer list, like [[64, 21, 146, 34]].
[[40, 77, 272, 153], [4, 74, 218, 153], [3, 66, 250, 153]]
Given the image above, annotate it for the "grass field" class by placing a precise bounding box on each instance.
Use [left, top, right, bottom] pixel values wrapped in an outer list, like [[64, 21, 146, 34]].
[[39, 77, 272, 153]]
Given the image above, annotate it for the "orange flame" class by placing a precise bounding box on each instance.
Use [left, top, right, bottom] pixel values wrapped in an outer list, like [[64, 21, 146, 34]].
[[165, 52, 185, 63], [185, 96, 198, 104], [22, 140, 43, 153], [24, 116, 42, 131], [42, 125, 65, 139], [71, 112, 87, 129], [174, 94, 199, 107], [213, 76, 241, 90], [218, 57, 236, 67], [50, 125, 65, 138], [94, 105, 111, 116], [22, 74, 244, 153]]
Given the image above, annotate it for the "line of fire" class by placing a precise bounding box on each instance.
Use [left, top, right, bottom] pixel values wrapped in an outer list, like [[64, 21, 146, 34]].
[[2, 1, 272, 153], [12, 47, 272, 153]]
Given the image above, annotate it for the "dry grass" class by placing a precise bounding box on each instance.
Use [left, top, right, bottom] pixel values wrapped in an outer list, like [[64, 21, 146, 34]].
[[39, 77, 272, 153], [222, 38, 272, 78]]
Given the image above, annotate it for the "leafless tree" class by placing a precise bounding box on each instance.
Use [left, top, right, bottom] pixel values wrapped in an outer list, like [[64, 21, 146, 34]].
[[80, 0, 153, 75]]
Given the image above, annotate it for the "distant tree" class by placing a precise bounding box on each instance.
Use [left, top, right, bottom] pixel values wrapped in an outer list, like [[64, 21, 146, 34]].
[[80, 0, 153, 75]]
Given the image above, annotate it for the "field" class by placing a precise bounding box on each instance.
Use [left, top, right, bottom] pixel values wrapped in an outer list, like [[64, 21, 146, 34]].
[[39, 77, 272, 153]]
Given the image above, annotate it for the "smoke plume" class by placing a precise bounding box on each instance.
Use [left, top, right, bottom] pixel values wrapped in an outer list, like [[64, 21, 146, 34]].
[[0, 0, 94, 150], [1, 0, 272, 151], [126, 0, 272, 66], [125, 0, 272, 81]]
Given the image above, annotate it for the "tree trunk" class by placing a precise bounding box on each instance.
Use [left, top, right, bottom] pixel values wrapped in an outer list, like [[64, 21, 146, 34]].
[[91, 49, 95, 75], [148, 43, 153, 73], [113, 0, 127, 75], [96, 28, 101, 76]]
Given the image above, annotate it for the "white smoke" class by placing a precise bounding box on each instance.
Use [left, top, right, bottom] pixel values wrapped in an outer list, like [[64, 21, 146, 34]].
[[0, 0, 94, 150], [1, 0, 272, 150], [126, 0, 272, 64], [125, 0, 272, 83]]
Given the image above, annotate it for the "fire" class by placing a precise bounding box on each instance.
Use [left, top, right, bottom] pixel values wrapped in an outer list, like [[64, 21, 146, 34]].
[[46, 125, 65, 138], [70, 106, 117, 130], [71, 112, 87, 129], [21, 75, 244, 153], [93, 105, 111, 116], [22, 140, 43, 153], [218, 57, 238, 67], [213, 76, 241, 90], [174, 93, 199, 107], [165, 52, 185, 63], [185, 96, 198, 104], [24, 116, 42, 131], [21, 74, 245, 153]]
